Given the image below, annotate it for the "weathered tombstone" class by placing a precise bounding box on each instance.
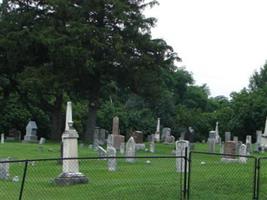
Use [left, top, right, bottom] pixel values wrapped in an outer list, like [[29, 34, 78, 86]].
[[223, 141, 237, 159], [179, 132, 185, 140], [135, 143, 146, 150], [161, 128, 171, 142], [39, 137, 46, 145], [132, 131, 144, 144], [208, 138, 216, 153], [147, 134, 155, 143], [220, 142, 224, 154], [23, 121, 38, 143], [246, 135, 252, 154], [120, 143, 125, 154], [107, 146, 117, 171], [225, 132, 231, 142], [262, 117, 267, 149], [149, 141, 155, 153], [55, 101, 88, 185], [97, 146, 107, 160], [154, 118, 160, 142], [126, 137, 136, 163], [185, 127, 194, 144], [239, 144, 247, 164], [215, 121, 221, 143], [0, 159, 9, 180], [256, 130, 262, 152], [111, 117, 125, 150], [1, 133, 4, 144], [176, 140, 189, 173], [233, 136, 238, 143], [165, 135, 175, 144]]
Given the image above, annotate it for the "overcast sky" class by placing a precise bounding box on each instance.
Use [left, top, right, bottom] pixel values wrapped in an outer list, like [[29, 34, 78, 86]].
[[145, 0, 267, 97]]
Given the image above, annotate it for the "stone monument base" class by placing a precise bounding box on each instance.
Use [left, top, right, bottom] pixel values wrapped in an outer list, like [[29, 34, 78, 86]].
[[221, 158, 239, 163], [55, 172, 88, 186], [23, 135, 38, 143]]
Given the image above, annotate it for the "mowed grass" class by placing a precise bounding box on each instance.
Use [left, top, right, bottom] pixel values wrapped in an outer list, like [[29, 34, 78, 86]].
[[0, 141, 267, 199]]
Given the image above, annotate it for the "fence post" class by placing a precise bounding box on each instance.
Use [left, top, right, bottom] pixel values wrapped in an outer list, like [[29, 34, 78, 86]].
[[187, 152, 192, 200], [19, 161, 28, 200], [183, 147, 188, 200], [255, 158, 261, 200]]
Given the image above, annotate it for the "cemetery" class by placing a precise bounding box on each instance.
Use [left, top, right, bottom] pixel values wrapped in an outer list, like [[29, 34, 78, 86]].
[[0, 101, 267, 199]]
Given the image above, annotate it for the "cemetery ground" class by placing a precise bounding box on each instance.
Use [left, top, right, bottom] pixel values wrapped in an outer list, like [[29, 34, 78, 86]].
[[0, 142, 265, 199]]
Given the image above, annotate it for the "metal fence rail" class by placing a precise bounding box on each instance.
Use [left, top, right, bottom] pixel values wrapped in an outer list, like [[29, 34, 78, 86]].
[[0, 156, 185, 200]]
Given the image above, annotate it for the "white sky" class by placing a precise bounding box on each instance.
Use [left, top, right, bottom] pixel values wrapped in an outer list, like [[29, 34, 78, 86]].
[[145, 0, 267, 97]]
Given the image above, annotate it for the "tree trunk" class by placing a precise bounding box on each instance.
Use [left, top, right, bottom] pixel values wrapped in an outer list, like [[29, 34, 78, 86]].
[[84, 101, 98, 144], [50, 94, 63, 140]]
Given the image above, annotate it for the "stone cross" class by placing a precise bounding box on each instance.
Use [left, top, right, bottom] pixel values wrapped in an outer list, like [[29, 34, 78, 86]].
[[239, 144, 247, 164], [176, 140, 189, 173], [107, 146, 117, 171], [126, 137, 136, 163]]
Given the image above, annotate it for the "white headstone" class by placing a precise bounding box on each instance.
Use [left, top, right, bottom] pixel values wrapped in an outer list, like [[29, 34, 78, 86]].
[[263, 117, 267, 136], [149, 141, 155, 153], [176, 140, 189, 173], [120, 143, 125, 154], [126, 137, 136, 163], [39, 137, 46, 145], [225, 132, 231, 142], [107, 146, 117, 171], [239, 144, 247, 164], [208, 137, 216, 153], [23, 121, 38, 142]]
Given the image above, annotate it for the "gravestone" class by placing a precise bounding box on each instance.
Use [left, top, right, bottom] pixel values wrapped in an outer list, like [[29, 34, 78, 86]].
[[55, 101, 88, 185], [246, 135, 252, 154], [164, 135, 175, 144], [120, 143, 125, 154], [185, 127, 194, 143], [161, 128, 171, 142], [215, 121, 221, 143], [97, 146, 107, 160], [23, 121, 38, 143], [39, 137, 46, 145], [93, 128, 107, 147], [149, 141, 155, 153], [239, 144, 247, 164], [132, 131, 144, 144], [225, 132, 231, 142], [223, 141, 237, 159], [147, 134, 155, 143], [126, 137, 136, 163], [256, 130, 262, 152], [1, 134, 4, 144], [179, 132, 185, 140], [107, 146, 117, 171], [111, 117, 125, 150], [208, 138, 216, 153], [0, 159, 9, 180], [135, 143, 146, 151], [154, 118, 160, 142], [261, 117, 267, 149], [220, 142, 224, 154], [176, 140, 189, 173]]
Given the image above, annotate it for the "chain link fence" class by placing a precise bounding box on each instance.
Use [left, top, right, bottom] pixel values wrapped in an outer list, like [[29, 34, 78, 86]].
[[188, 152, 257, 200], [258, 157, 267, 199], [0, 156, 185, 200]]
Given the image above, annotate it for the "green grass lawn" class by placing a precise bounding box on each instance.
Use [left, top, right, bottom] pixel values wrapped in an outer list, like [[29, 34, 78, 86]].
[[0, 142, 267, 199]]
